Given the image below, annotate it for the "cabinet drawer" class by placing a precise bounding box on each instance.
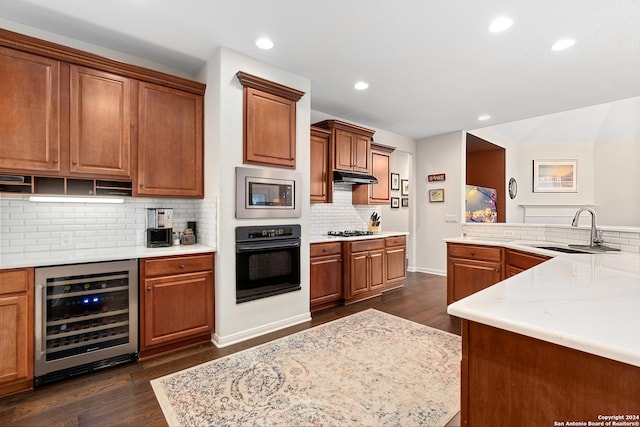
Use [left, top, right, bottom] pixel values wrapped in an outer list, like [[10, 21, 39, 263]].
[[311, 242, 342, 257], [0, 269, 30, 294], [349, 238, 385, 252], [385, 235, 406, 247], [142, 253, 214, 277], [506, 249, 550, 271], [448, 243, 502, 262]]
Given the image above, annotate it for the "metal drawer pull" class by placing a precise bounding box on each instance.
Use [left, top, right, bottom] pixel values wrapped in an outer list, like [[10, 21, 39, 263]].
[[180, 264, 185, 269]]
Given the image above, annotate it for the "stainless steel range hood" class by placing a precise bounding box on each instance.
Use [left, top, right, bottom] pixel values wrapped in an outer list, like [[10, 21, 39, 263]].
[[333, 170, 378, 185]]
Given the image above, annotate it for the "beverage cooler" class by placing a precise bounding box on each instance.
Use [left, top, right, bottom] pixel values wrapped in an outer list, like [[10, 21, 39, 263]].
[[34, 260, 138, 386]]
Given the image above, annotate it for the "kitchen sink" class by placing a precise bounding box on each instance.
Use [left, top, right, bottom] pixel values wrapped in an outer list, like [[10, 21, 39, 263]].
[[534, 246, 593, 254]]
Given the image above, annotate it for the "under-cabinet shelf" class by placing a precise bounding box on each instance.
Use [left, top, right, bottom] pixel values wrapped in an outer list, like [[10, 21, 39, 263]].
[[0, 174, 133, 197]]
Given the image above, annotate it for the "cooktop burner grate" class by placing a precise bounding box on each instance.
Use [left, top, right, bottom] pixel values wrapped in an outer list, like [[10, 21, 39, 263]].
[[327, 230, 374, 237]]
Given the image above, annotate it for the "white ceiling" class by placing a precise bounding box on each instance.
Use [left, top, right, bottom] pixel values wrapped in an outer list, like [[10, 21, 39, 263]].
[[2, 0, 639, 139]]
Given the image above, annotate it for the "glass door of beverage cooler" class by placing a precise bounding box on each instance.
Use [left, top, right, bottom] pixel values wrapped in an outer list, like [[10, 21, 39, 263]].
[[34, 259, 138, 386]]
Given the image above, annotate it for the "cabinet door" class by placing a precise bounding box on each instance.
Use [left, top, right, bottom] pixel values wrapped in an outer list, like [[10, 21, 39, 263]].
[[137, 82, 203, 197], [0, 47, 61, 173], [369, 249, 385, 290], [310, 255, 342, 306], [142, 271, 213, 348], [70, 65, 131, 178], [448, 258, 501, 304], [243, 87, 296, 168], [348, 251, 370, 297], [310, 128, 331, 203], [334, 129, 355, 171], [369, 150, 390, 202], [352, 133, 370, 173], [386, 246, 407, 283], [0, 294, 31, 387]]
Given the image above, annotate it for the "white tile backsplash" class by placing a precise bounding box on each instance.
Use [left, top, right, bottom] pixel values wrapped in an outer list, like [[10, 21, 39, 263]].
[[310, 184, 381, 235], [0, 196, 217, 254], [461, 223, 640, 253]]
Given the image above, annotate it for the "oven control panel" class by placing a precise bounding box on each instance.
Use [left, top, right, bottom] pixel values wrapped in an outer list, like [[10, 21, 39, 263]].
[[236, 224, 301, 241]]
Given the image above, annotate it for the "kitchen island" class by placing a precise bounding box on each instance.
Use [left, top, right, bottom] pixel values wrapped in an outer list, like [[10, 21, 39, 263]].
[[446, 238, 640, 425]]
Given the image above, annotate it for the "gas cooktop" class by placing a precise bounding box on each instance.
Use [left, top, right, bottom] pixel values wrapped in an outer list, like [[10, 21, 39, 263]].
[[327, 230, 374, 237]]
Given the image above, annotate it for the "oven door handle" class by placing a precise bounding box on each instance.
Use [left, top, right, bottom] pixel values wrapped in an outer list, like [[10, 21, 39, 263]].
[[237, 240, 300, 252]]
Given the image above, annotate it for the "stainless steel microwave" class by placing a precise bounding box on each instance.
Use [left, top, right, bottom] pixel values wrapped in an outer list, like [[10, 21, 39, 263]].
[[236, 167, 301, 218]]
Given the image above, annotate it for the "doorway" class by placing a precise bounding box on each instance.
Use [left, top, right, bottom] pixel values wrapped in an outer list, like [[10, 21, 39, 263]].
[[466, 134, 506, 223]]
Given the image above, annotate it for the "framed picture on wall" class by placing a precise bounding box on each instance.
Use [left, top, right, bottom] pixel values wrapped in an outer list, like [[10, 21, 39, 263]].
[[401, 197, 409, 207], [391, 197, 400, 208], [429, 188, 445, 202], [391, 173, 400, 190], [533, 159, 577, 192], [401, 179, 409, 196]]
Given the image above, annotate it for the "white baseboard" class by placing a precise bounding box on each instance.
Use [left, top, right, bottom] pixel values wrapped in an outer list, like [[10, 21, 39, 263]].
[[410, 267, 446, 276], [212, 312, 311, 348]]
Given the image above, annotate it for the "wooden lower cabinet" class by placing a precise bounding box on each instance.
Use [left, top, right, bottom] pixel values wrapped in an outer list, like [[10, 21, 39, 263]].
[[461, 320, 640, 425], [343, 239, 385, 304], [310, 242, 343, 312], [447, 243, 503, 305], [385, 235, 406, 289], [311, 235, 407, 310], [0, 268, 34, 397], [139, 253, 214, 359], [505, 248, 550, 277]]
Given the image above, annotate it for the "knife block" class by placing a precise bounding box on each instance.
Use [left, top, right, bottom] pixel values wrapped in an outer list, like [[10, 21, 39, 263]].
[[368, 219, 380, 233]]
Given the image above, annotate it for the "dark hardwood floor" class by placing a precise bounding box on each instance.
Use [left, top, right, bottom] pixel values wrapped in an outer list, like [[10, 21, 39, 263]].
[[0, 272, 460, 427]]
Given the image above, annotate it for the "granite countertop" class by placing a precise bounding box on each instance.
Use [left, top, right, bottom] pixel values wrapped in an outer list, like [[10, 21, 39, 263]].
[[446, 237, 640, 367], [310, 231, 409, 244], [0, 243, 216, 270]]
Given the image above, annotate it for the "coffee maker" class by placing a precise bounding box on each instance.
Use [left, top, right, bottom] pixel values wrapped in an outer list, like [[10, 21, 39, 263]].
[[146, 208, 173, 247]]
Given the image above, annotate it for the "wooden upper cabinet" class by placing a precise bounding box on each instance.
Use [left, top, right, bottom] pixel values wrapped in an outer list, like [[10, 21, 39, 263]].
[[137, 82, 204, 198], [0, 46, 61, 174], [312, 119, 375, 174], [236, 71, 305, 169], [70, 65, 132, 178], [353, 143, 395, 205], [310, 126, 332, 203]]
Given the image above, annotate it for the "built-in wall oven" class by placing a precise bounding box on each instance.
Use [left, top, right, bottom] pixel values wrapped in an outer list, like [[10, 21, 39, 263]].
[[235, 224, 301, 303], [34, 259, 138, 386]]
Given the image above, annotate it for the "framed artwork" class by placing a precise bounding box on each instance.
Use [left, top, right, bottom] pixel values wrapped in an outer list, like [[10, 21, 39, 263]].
[[401, 197, 409, 207], [427, 173, 445, 182], [533, 159, 577, 192], [429, 188, 444, 203], [401, 179, 409, 196], [391, 197, 400, 208], [391, 173, 400, 190]]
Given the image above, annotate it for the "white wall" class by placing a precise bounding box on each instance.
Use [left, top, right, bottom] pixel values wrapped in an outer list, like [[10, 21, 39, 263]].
[[414, 131, 465, 275], [201, 48, 312, 347]]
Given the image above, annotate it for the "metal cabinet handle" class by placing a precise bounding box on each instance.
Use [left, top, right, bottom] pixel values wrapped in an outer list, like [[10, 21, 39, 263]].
[[180, 264, 185, 269], [323, 248, 328, 252], [139, 183, 144, 187], [495, 268, 500, 273], [147, 286, 152, 291], [470, 251, 475, 256], [53, 158, 58, 163], [72, 160, 77, 165]]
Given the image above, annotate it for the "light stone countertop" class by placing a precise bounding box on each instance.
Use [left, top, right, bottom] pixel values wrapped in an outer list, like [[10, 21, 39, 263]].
[[0, 243, 216, 270], [310, 231, 409, 244], [445, 237, 640, 367]]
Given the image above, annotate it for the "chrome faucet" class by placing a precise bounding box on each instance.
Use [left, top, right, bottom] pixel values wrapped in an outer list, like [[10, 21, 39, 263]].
[[571, 207, 602, 247]]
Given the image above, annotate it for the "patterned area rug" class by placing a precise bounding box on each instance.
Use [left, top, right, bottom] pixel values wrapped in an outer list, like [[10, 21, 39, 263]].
[[151, 309, 461, 426]]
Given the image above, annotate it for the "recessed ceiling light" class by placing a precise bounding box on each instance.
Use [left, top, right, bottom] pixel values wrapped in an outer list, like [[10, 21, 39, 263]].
[[488, 16, 513, 33], [551, 39, 576, 51], [478, 115, 491, 121], [255, 37, 274, 50], [354, 81, 369, 90]]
